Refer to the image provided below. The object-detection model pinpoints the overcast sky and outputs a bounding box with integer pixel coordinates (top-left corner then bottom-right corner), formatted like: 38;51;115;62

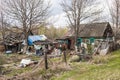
47;0;110;27
49;0;63;15
0;0;111;27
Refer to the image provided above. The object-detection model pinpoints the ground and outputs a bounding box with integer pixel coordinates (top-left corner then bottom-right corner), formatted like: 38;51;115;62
0;50;120;80
0;54;41;79
51;50;120;80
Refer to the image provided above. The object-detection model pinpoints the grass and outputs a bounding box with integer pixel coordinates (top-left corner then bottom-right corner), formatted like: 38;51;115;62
6;67;32;77
1;50;120;80
0;53;41;65
51;50;120;80
0;53;41;78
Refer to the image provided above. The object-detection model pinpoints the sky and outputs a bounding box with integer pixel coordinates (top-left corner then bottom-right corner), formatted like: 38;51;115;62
46;0;111;27
46;0;67;27
49;0;63;15
0;0;111;27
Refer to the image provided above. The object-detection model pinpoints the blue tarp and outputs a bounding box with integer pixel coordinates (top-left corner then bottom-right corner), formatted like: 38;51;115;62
28;35;47;45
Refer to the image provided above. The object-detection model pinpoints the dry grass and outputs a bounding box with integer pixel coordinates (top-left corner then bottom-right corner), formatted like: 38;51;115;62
1;50;120;80
91;55;110;64
51;50;120;80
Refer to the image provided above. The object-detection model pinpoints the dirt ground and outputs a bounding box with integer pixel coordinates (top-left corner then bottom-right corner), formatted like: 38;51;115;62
0;53;72;80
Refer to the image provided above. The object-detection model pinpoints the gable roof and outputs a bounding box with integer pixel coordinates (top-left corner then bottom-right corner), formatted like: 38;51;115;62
65;22;113;38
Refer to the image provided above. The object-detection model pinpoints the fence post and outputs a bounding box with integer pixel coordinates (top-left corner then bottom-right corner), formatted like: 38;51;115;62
44;45;48;70
63;51;67;64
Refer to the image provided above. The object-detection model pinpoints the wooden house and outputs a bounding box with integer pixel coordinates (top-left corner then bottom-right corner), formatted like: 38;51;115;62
57;22;114;50
4;32;24;53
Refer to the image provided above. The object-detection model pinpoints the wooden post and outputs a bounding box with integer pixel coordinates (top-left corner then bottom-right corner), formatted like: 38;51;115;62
44;52;48;69
63;51;67;64
0;66;1;75
44;46;48;70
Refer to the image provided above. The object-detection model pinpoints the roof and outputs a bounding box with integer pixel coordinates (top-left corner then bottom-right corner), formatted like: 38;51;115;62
28;35;47;45
65;22;113;38
4;32;24;45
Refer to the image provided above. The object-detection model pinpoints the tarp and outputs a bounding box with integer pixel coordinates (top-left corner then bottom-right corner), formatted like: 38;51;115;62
28;35;47;45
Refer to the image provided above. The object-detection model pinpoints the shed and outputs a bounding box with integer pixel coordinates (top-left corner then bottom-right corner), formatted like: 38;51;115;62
4;32;24;53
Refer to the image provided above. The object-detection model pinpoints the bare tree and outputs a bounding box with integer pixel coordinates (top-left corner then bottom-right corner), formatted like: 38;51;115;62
0;12;10;51
3;0;50;52
106;0;120;37
0;12;5;42
61;0;102;50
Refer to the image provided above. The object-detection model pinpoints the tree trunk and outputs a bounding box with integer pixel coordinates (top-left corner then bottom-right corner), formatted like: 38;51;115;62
23;28;29;54
74;27;79;53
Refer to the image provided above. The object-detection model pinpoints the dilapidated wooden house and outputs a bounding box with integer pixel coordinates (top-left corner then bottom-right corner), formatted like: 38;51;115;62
4;32;24;53
56;22;114;50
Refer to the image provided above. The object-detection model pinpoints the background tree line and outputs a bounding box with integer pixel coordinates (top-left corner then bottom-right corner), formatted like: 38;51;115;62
38;25;68;40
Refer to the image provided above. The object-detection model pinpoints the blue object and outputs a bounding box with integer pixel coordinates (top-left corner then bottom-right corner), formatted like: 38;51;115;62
28;35;47;46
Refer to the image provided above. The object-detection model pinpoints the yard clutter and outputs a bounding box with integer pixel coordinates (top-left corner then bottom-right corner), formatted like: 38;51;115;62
51;48;61;56
99;46;109;56
34;44;43;56
20;59;38;67
99;42;110;56
27;35;54;55
93;40;110;55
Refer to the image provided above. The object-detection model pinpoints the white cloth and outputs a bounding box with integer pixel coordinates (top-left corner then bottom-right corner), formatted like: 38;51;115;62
20;59;31;67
